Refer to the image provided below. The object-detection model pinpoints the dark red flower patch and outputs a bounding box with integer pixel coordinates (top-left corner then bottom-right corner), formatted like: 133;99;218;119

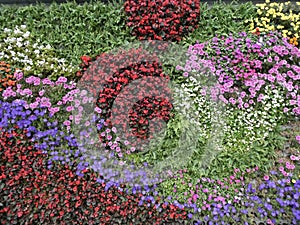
124;0;200;42
77;48;174;152
0;128;188;224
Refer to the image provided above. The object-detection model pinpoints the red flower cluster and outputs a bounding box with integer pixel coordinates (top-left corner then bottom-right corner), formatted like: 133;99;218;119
0;127;188;224
77;48;174;151
124;0;200;41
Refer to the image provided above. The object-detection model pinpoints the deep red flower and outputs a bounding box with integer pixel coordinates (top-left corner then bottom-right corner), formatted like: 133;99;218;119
124;0;200;42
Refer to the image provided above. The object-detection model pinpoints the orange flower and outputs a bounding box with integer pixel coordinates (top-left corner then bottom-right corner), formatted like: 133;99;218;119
0;61;18;93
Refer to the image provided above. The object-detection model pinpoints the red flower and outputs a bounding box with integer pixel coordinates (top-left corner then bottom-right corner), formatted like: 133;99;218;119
124;0;201;42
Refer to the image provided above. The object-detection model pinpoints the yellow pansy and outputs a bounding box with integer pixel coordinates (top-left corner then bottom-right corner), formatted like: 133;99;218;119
292;179;296;184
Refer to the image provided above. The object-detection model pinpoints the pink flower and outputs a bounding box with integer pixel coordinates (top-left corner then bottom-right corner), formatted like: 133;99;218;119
66;106;74;112
29;102;38;109
74;118;81;125
282;171;288;177
42;78;52;85
203;188;209;193
63;120;71;126
95;107;102;113
39;90;45;96
14;72;23;80
57;77;67;83
285;161;290;167
33;78;41;86
50;107;59;115
107;135;112;140
263;175;269;181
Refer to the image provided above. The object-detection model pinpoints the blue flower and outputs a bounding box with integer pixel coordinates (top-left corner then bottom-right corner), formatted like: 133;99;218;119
264;203;272;211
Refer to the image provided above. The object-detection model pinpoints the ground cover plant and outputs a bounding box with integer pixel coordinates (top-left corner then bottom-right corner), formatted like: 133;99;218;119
0;0;299;224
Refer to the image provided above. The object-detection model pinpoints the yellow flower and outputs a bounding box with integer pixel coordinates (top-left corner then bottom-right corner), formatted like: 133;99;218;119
268;8;275;15
259;27;265;32
268;25;275;31
292;179;296;184
258;9;263;15
277;25;284;29
265;0;270;3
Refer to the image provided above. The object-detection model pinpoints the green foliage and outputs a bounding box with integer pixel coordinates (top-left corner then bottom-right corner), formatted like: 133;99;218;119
0;0;136;66
181;1;257;47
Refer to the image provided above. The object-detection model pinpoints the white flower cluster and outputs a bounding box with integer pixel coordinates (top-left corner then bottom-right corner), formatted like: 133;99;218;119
173;70;288;153
0;25;78;79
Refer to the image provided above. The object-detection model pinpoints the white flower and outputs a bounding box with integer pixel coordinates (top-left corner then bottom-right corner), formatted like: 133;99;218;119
23;31;30;38
16;42;22;48
3;28;11;33
13;28;22;35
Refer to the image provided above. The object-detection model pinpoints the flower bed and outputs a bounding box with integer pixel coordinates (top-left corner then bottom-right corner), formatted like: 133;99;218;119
0;0;299;224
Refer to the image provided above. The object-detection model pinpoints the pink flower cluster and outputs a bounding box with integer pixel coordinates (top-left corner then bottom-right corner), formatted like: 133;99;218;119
178;32;300;115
